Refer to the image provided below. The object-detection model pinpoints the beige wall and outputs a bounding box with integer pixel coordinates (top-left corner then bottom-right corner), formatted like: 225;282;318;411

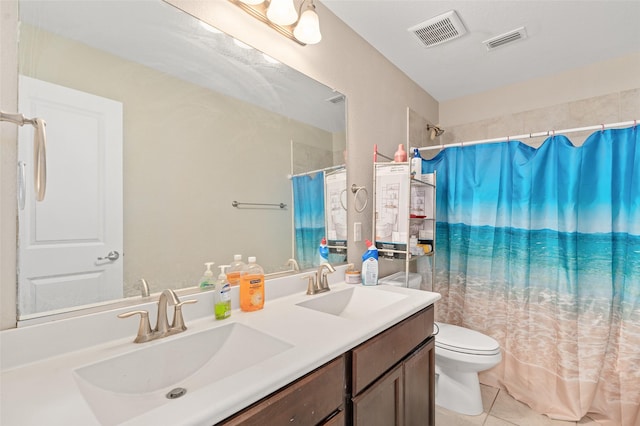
1;0;19;329
439;87;640;151
438;52;639;150
439;52;640;129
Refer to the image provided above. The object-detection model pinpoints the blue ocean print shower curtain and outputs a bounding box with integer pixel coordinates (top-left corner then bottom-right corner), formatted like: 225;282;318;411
292;173;325;269
423;126;639;425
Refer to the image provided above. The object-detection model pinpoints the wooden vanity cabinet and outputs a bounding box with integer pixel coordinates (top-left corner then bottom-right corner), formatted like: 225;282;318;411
219;355;345;426
218;305;434;426
350;306;435;426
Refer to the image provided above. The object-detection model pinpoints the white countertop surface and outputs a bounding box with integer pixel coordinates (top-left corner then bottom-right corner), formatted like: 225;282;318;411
1;274;440;426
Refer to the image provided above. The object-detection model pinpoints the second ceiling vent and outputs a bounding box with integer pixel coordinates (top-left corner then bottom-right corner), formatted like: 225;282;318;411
483;27;528;51
408;10;467;48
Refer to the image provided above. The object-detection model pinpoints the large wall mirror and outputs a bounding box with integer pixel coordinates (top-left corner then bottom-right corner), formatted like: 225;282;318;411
16;0;347;320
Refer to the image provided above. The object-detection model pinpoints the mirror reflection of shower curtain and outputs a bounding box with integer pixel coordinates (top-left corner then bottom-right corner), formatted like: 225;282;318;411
423;126;639;425
292;173;325;270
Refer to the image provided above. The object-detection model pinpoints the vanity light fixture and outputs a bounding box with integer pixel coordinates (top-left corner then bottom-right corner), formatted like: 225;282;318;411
230;0;322;46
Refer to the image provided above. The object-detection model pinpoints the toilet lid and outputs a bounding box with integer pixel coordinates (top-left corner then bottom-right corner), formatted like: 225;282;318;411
435;322;500;355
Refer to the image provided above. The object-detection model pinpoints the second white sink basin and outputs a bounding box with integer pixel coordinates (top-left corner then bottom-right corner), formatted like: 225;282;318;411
296;286;407;319
73;322;292;425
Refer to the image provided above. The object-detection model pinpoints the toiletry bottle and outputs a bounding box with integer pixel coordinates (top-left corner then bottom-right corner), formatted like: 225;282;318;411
394;143;407;162
226;254;245;286
214;265;232;320
240;256;265;312
410;148;422;179
318;237;329;265
361;240;379;286
199;262;215;288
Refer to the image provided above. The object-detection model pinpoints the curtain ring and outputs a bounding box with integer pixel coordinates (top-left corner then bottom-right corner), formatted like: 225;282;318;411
507;136;510;142
601;124;605;133
351;184;368;213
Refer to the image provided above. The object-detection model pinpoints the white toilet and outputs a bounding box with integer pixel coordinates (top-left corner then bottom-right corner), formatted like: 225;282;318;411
434;322;502;416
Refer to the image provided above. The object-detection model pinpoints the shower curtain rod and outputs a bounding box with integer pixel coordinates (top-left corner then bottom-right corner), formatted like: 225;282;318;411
288;164;345;179
413;120;638;152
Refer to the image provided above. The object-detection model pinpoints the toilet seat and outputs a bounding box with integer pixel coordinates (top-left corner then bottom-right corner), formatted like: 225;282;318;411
435;322;500;356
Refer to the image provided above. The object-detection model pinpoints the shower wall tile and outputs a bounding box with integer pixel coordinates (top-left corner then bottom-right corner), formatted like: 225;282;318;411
520;103;570;135
567;93;619;129
620;88;640;120
445;89;638;148
292;143;332;175
485;114;524;140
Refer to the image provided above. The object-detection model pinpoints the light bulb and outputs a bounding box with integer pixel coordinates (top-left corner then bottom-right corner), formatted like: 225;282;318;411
266;0;298;26
293;3;321;44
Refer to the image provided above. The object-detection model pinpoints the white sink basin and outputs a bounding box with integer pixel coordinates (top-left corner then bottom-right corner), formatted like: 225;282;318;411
296;286;407;319
73;323;292;425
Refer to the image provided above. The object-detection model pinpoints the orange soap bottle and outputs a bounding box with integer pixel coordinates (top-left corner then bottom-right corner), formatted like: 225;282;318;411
240;256;265;312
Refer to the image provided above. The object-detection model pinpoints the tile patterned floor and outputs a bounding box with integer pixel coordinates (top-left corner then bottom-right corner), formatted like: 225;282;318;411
435;384;600;426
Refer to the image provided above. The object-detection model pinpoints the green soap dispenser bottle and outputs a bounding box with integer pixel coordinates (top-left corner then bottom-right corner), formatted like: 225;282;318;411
199;262;215;288
214;265;232;320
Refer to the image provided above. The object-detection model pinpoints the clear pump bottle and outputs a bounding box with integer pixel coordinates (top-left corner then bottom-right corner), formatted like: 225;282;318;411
214;265;231;320
199;262;215;288
226;254;245;286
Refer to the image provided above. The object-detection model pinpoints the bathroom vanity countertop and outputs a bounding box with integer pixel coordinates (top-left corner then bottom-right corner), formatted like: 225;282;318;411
0;280;440;426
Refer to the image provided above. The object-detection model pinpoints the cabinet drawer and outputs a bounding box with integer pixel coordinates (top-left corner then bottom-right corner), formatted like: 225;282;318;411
220;355;345;426
351;306;433;395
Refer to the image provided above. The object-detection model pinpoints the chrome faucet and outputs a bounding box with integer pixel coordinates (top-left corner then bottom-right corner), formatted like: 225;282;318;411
118;289;197;343
156;289;180;335
139;278;151;297
286;258;300;271
316;262;336;292
304;262;336;295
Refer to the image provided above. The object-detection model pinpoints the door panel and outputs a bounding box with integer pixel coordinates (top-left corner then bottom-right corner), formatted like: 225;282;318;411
18;76;123;317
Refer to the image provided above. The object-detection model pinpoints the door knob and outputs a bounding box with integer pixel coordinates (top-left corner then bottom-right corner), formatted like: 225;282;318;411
97;250;120;261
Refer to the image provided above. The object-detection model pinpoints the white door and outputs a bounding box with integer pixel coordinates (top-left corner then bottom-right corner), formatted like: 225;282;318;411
18;76;123;317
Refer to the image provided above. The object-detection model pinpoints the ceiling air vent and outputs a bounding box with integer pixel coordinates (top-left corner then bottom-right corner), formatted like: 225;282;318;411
408;10;467;48
326;94;345;104
483;26;528;51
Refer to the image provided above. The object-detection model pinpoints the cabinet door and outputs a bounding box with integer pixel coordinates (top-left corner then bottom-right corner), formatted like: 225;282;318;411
404;338;435;426
352;364;403;426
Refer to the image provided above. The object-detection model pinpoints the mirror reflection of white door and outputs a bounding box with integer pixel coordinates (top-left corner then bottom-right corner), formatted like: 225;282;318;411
18;76;123;317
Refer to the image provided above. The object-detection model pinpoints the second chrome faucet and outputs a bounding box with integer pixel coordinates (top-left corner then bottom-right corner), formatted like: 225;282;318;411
304;262;336;295
118;289;197;343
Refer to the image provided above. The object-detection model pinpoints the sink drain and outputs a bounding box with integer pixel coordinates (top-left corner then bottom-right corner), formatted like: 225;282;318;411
166;387;187;399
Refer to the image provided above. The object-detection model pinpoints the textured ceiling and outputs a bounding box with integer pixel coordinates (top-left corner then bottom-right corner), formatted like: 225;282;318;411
321;0;640;101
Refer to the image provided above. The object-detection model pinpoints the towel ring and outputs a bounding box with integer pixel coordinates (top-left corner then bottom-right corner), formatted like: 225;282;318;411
339;189;348;211
351;184;368;213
